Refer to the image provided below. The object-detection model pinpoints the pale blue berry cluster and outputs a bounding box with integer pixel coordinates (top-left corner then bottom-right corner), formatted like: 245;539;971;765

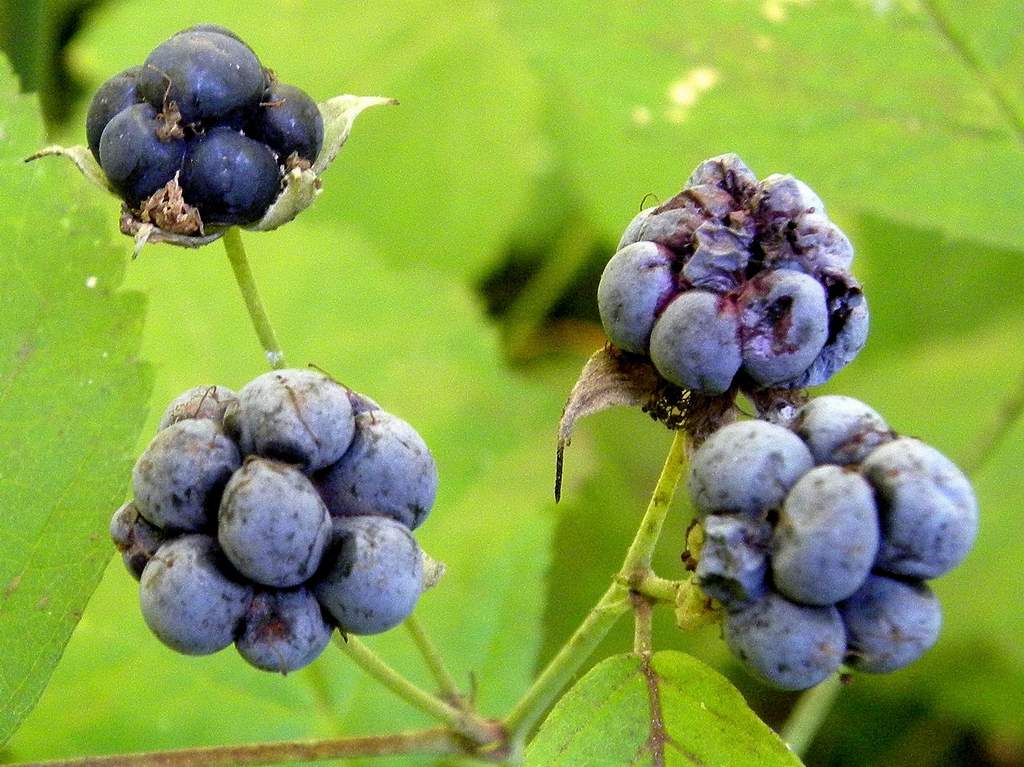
110;370;438;673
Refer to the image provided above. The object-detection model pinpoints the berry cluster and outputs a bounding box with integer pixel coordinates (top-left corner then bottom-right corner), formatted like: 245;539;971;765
688;396;977;690
110;370;438;673
86;25;323;229
597;154;867;395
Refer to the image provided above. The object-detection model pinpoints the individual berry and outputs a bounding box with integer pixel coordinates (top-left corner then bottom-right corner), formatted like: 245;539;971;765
158;384;238;431
226;369;355;472
791;395;892;465
649;291;741;394
839;575;942;674
617;206;707;253
179;127;281;225
313;516;423;635
775;214;855;273
597;241;676;354
174;24;248;46
738;269;828;387
315;410;438;530
689;420;814;517
132;419;240;532
724;592;846;690
139;535;252;655
616;206;655;251
771;466;879;605
218;458;332;587
248;82;324;163
861;438;978;579
791;278;868;389
680;219;753;293
755;174;826;220
109;501;165;580
236;588;333;673
98;103;186;205
694;515;770;610
85;66;143;160
686;153;759;202
138;29;264;125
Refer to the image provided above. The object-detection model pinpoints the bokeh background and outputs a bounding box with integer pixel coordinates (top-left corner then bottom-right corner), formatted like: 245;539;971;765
2;1;1023;765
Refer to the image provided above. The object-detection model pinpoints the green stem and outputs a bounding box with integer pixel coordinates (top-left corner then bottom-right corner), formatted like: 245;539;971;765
779;673;842;758
4;728;471;767
222;227;287;369
334;635;500;745
503;429;691;747
629;572;684;604
632;594;654;656
405;614;465;706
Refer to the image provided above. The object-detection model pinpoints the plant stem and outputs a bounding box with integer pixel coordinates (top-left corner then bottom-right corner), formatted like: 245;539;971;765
7;728;472;767
222;227;287;369
779;673;842;758
632;594;654;656
503;429;690;747
334;635;499;745
631;573;684;605
405;614;465;706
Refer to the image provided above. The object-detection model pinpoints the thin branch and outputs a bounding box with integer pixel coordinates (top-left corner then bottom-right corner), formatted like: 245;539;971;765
629;573;684;605
405;614;465;707
779;673;842;758
334;635;500;745
222;227;287;369
6;728;470;767
960;365;1024;476
632;593;654;656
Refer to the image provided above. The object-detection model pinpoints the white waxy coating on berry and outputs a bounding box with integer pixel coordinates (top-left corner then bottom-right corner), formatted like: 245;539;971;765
792;395;892;466
158;384;238;431
315;410;438;530
724;592;846;691
689;420;814;517
313;516;423;635
772;466;879;606
756;174;826;219
649;290;742;394
739;269;829;386
861;438;978;579
139;535;252;655
695;515;770;610
229;369;355;472
840;574;941;674
235;588;333;673
597;241;676;354
132;419;240;531
218;458;332;587
616;206;655;251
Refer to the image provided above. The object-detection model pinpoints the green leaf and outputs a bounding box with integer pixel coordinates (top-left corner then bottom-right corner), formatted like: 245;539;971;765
0;57;151;744
525;651;802;767
501;1;1024;254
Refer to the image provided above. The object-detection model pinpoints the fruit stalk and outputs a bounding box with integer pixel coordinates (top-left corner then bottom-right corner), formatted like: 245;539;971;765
405;614;465;706
222;227;287;369
779;673;842;757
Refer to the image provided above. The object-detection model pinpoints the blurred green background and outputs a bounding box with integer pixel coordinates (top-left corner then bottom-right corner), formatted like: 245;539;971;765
2;1;1024;765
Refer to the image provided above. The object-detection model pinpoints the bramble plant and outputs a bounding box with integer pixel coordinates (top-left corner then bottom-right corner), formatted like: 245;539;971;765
3;7;1023;767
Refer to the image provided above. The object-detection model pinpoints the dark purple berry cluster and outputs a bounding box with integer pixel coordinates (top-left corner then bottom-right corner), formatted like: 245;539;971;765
688;396;977;690
598;154;867;394
86;25;323;229
110;370;439;673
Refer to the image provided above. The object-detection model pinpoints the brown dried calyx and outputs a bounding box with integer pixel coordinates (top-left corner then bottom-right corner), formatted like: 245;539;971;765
137;173;204;235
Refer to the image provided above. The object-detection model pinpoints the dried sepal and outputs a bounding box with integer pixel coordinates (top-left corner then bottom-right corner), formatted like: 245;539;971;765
24;144;114;194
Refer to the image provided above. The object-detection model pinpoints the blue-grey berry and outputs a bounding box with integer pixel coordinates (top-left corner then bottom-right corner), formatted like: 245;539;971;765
791;277;868;388
158;385;238;431
756;174;826;220
98;103;186;205
861;438;978;579
247;82;324;163
315;410;438;530
313;517;423;635
724;592;846;690
228;369;355;472
695;515;770;610
840;574;941;673
236;588;333;673
649;291;741;394
86;66;143;160
790;214;854;272
139;535;252;655
772;466;879;605
110;501;166;580
218;458;332;587
616;206;655;251
597;241;676;354
791;395;892;466
132;419;240;532
738;269;828;387
682;220;753;293
689;420;814;517
686;153;759;202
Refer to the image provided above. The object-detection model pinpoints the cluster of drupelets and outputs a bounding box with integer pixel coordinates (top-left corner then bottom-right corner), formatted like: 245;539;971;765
110;370;438;673
87;24;323;229
599;154;978;690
